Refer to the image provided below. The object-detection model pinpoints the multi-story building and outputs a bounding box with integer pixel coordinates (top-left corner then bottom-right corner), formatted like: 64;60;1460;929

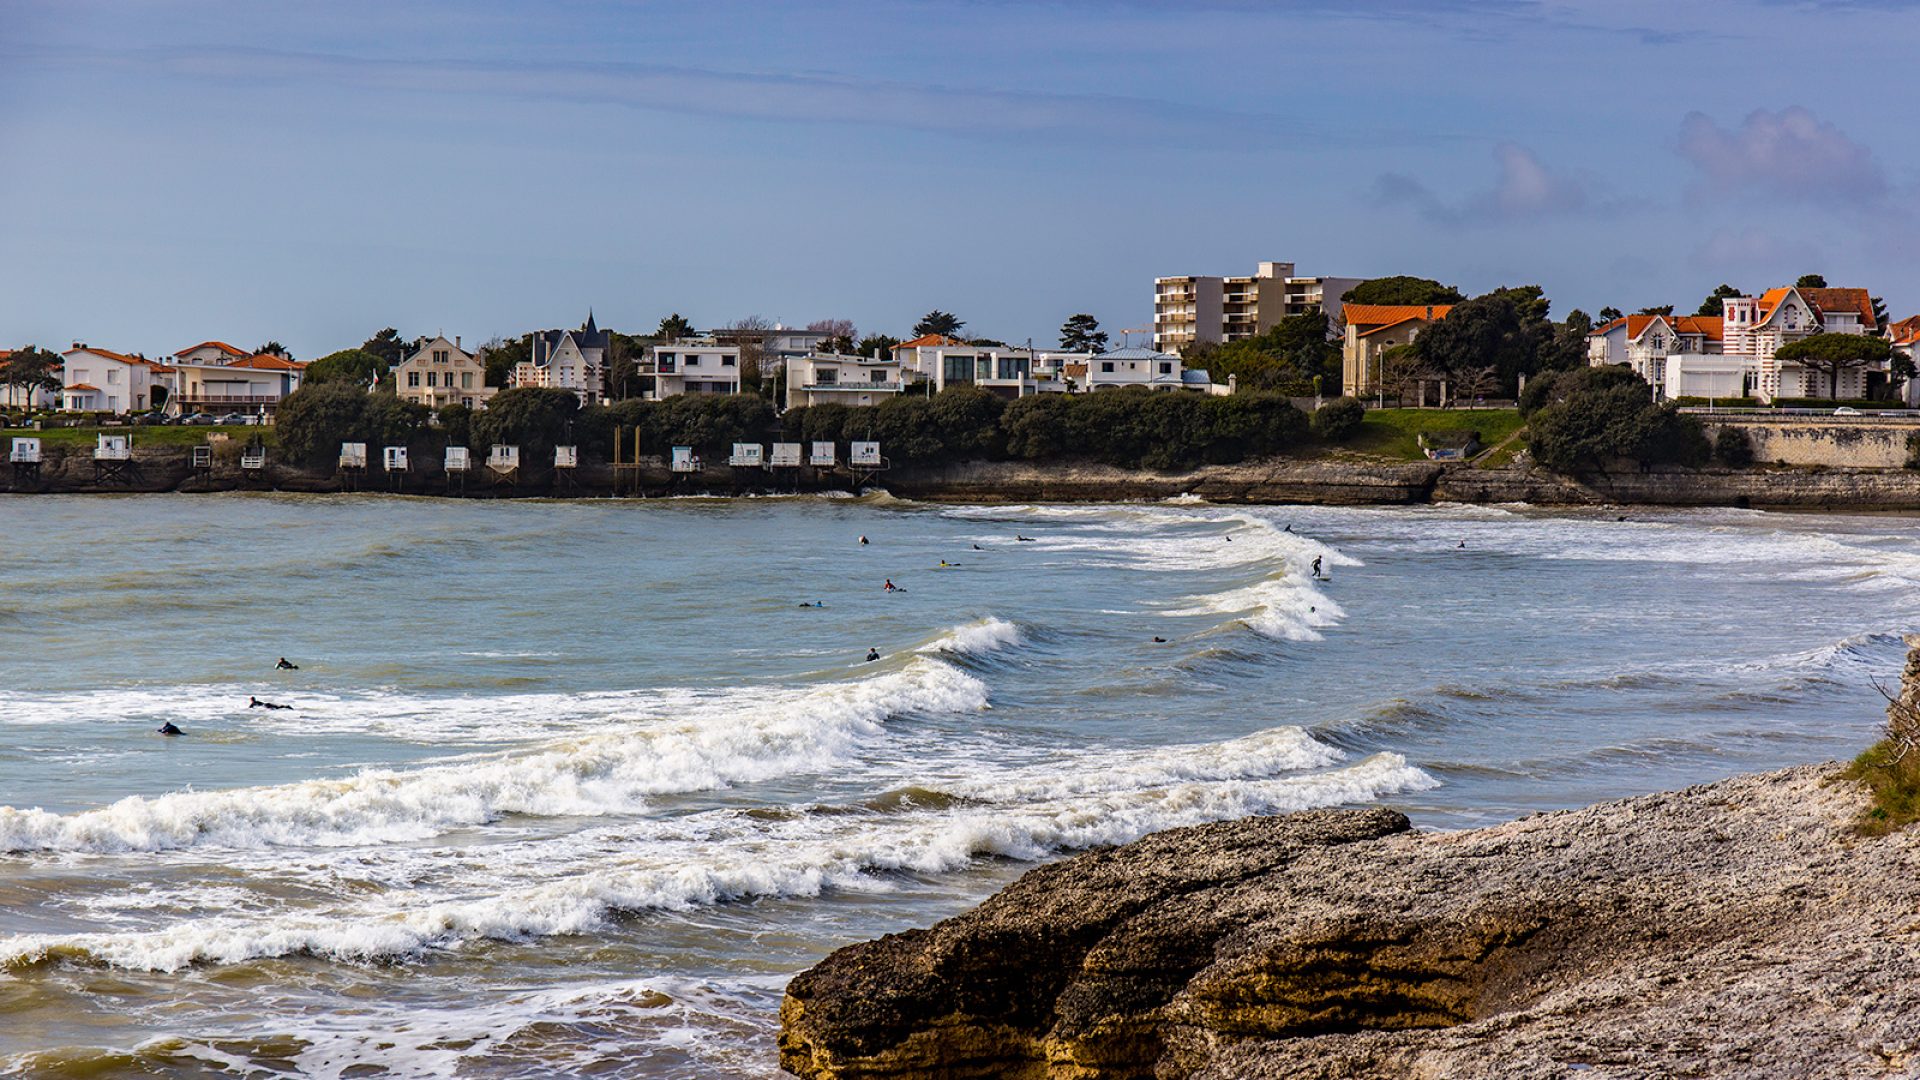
1340;304;1454;397
786;353;908;408
643;340;743;397
1153;261;1362;355
1084;347;1212;392
396;335;495;411
1585;315;1725;399
707;325;831;369
60;345;174;413
513;313;608;405
166;341;306;416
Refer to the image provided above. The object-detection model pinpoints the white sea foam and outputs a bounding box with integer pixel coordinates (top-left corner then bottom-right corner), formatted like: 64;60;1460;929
0;658;992;856
0;727;1433;972
921;616;1024;659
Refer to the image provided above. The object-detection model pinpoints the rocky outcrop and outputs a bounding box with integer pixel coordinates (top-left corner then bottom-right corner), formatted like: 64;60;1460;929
781;765;1920;1078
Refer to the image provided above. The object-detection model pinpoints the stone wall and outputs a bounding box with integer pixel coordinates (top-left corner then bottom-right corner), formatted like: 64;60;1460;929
1701;417;1920;468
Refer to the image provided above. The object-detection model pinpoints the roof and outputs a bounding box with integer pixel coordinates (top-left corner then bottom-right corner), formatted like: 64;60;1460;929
1356;315;1432;339
229;354;305;371
1589;313;1724;341
1888;315;1920;345
1801;287;1877;329
66;346;170;370
893;334;968;350
66;382;100;391
1095;346;1179;361
176;340;247;358
1343;303;1454;327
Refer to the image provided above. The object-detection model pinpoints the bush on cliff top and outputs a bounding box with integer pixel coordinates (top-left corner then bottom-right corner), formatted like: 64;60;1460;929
1844;741;1920;836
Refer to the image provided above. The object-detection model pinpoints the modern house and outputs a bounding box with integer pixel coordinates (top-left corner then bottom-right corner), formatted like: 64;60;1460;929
1153;261;1362;356
1340;304;1453;397
1591;286;1885;402
890;334;971;381
168;344;305;416
59;345;174;413
913;344;1071;397
514;314;608;405
643;340;743;397
396;335;495;411
707;325;832;369
786;353;907;408
1084;347;1213;392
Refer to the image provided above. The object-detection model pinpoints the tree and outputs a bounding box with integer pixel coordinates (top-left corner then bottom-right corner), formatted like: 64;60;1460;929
1874;296;1891;329
1598;306;1624;323
275;383;379;466
1563;309;1594;336
1636;304;1675;316
1894;353;1918;397
1378;344;1434;407
1341;276;1464;306
603;332;645;401
657;313;695;342
1796;273;1828;289
303;348;388;387
808;318;857;355
855;334;899;360
471;387;580;458
1454;365;1499;405
1311;397;1365;441
912;311;965;338
478;335;530;389
254;341;292;359
1774;334;1893;399
0;346;62;408
1191;309;1336;394
1526;368;1708;472
359;328;412;367
1698;284;1743;317
1058;314;1109;353
1714;426;1753;467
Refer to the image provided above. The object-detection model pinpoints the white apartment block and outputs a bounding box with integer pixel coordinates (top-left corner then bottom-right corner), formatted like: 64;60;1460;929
644;340;743;397
1154;260;1362;356
786;353;907;408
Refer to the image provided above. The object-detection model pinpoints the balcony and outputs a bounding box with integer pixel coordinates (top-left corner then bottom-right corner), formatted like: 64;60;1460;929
175;393;283;406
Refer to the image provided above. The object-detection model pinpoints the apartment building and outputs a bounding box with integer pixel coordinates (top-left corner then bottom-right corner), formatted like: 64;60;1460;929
644;340;743;397
786;353;907;408
1153;261;1362;355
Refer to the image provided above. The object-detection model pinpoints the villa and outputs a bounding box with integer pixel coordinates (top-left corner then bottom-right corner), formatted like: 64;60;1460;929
168;343;306;417
59;345;174;414
395;335;494;411
514;314;607;405
1341;304;1454;397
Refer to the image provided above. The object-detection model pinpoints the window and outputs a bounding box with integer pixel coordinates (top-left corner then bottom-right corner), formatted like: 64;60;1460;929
722;356;736;367
944;356;975;383
434;349;449;364
462;396;473;408
816;368;838;386
871;369;887;383
407;371;421;388
1101;362;1115;373
1158;362;1172;375
427;371;439;387
461;372;473;389
997;357;1026;380
107;369;121;384
687;356;701;367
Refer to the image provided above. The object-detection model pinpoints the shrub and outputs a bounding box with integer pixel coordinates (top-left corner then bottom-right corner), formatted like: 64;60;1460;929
1528;370;1708;472
1713;426;1754;467
1311;397;1365;441
471;387;580;460
274;383;381;467
437;403;473;449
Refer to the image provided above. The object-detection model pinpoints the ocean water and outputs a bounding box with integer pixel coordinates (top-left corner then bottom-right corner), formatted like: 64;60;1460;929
0;493;1913;1077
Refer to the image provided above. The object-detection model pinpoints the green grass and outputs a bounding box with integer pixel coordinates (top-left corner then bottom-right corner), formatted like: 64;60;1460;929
0;425;276;449
1842;739;1920;836
1343;408;1526;462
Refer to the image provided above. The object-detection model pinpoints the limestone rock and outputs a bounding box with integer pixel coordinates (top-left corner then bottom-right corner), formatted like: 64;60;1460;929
780;765;1920;1079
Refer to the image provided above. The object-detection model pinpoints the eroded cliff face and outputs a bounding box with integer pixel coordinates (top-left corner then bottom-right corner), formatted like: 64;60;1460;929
780;765;1920;1079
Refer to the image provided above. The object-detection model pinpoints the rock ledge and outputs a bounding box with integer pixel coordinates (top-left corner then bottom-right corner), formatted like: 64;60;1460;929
780;766;1920;1078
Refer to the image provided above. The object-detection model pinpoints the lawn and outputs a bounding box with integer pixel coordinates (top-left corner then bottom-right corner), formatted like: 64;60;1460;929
0;425;277;449
1343;408;1526;462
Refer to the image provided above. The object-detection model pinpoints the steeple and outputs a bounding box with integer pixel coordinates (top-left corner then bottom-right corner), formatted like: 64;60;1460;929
583;309;597;336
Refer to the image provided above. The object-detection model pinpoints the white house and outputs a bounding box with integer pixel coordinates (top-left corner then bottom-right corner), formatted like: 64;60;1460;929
644;340;742;397
1595;287;1885;402
916;344;1071;397
396;335;495;411
168;342;305;416
786;353;907;408
60;345;174;414
514;313;607;405
709;325;832;368
1085;346;1205;392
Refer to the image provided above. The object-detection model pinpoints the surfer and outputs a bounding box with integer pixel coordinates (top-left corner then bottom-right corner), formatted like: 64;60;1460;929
1458;539;1466;549
883;578;898;592
157;722;183;736
275;657;298;670
972;544;983;551
1311;556;1323;579
1284;524;1293;533
248;696;292;710
859;535;869;546
1016;535;1036;542
865;648;881;662
799;601;825;608
1152;636;1167;643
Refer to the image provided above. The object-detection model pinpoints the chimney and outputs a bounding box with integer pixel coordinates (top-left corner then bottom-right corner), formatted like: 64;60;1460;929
455;335;462;350
1426;305;1434;320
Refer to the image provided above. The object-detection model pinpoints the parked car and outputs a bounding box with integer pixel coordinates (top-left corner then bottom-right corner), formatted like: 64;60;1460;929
1834;406;1862;416
214;413;248;426
180;412;214;425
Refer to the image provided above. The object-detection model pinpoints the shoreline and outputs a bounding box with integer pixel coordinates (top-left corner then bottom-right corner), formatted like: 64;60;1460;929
10;445;1920;510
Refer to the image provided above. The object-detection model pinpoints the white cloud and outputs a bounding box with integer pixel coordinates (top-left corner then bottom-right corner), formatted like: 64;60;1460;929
1372;142;1597;225
1676;106;1887;203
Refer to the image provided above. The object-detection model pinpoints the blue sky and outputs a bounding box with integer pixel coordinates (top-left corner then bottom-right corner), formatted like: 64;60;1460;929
3;0;1917;358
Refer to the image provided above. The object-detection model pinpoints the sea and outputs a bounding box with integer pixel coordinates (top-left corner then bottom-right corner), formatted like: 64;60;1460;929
0;493;1914;1077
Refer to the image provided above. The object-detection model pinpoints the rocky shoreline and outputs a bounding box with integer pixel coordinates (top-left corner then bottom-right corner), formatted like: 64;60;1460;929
11;445;1920;510
778;762;1920;1079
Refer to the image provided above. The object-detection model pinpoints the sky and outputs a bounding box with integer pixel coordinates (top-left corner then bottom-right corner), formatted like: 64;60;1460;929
3;0;1919;359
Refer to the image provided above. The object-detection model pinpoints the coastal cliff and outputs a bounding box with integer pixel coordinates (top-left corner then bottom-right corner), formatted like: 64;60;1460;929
779;763;1920;1078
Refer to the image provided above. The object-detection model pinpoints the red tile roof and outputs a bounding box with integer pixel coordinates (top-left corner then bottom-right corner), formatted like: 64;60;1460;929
67;346;169;370
176;340;247;358
229;354;305;370
1343;304;1454;328
1887;315;1920;345
893;334;968;350
66;383;100;392
1801;287;1877;329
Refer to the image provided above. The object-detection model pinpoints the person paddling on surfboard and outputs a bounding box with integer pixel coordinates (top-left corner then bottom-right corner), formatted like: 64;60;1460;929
157;722;183;736
275;657;298;670
865;648;880;662
883;578;898;592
